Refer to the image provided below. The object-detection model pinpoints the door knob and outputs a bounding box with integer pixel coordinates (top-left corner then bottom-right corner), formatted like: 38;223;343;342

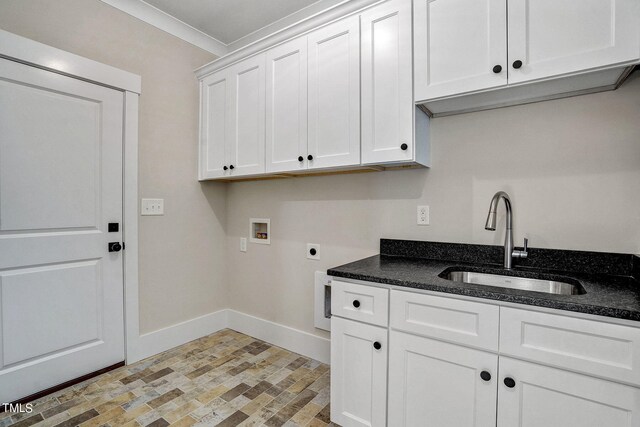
512;60;523;69
373;341;382;350
298;156;304;162
400;143;408;150
504;377;516;388
492;65;502;73
480;371;491;381
108;242;122;252
307;155;313;161
352;300;361;308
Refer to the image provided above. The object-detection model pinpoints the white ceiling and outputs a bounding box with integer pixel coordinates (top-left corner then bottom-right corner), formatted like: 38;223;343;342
143;0;330;45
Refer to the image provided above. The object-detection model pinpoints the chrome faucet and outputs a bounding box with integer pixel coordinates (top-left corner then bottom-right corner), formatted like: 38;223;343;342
484;191;528;269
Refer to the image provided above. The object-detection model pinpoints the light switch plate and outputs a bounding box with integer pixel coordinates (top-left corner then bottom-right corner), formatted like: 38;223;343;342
141;199;164;216
240;237;247;252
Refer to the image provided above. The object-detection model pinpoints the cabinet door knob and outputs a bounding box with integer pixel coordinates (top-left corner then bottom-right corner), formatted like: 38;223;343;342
307;155;313;161
492;65;502;73
400;143;408;151
512;60;523;69
223;166;228;171
480;371;491;381
352;300;360;308
504;377;516;388
229;165;235;170
298;156;304;162
373;341;382;350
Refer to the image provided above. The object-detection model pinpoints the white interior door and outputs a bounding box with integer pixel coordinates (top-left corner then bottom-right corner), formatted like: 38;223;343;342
266;37;308;173
413;0;508;101
0;58;125;402
361;0;414;165
388;331;498;427
507;0;640;84
497;357;640;427
307;16;361;169
227;54;266;177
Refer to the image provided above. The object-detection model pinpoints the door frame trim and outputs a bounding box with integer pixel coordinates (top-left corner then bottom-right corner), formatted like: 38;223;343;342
0;30;142;365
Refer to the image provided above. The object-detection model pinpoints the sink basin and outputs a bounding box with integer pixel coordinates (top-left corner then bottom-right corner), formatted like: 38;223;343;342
442;270;585;295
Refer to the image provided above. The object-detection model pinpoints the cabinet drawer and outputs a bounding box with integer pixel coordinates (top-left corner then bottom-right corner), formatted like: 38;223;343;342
390;290;499;352
500;307;640;386
331;280;389;327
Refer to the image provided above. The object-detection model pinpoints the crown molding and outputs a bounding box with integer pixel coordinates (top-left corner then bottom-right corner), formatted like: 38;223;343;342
195;0;384;78
99;0;228;57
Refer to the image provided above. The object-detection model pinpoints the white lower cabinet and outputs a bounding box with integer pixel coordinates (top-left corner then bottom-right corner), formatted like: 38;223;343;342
330;281;640;426
498;357;640;427
388;331;498;427
331;316;387;427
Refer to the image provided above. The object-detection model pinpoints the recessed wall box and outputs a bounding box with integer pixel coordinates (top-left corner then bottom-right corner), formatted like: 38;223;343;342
250;218;270;244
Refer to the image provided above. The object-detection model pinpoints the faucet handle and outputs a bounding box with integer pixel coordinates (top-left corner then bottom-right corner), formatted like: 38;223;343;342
513;238;529;259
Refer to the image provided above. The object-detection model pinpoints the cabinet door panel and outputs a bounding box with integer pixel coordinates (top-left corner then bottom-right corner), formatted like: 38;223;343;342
498;357;640;427
227;54;265;176
388;331;498;427
331;317;387;427
199;71;229;179
266;37;308;173
508;0;640;84
308;16;360;169
361;0;414;165
414;0;507;101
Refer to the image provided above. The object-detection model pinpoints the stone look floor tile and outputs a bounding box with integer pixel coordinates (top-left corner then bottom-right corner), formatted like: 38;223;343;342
1;330;332;427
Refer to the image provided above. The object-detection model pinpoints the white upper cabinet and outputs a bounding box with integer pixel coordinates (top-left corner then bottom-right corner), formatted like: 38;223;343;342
199;70;229;180
200;54;266;179
507;0;640;84
226;54;266;176
307;16;361;169
415;0;640;114
361;0;415;165
266;37;308;173
414;0;507;100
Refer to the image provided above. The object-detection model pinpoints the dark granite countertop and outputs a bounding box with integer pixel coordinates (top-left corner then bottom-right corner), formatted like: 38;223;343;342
327;239;640;321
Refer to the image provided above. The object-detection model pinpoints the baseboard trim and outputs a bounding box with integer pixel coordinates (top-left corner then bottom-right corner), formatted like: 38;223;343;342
130;309;330;365
133;310;228;362
227;310;330;364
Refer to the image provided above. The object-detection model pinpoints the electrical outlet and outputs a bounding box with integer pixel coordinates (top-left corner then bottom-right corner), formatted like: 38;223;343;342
240;237;247;252
417;205;429;225
307;243;320;260
141;199;164;216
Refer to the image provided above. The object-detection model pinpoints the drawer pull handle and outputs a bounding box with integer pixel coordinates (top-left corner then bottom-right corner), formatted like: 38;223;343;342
352;300;361;308
373;341;382;350
504;377;516;388
480;371;491;381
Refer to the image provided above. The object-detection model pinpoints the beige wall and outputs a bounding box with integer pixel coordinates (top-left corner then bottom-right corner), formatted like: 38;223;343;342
226;74;640;338
2;1;639;344
0;0;227;334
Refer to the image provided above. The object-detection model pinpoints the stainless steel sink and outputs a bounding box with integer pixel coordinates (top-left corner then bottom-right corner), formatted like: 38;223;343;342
443;271;584;295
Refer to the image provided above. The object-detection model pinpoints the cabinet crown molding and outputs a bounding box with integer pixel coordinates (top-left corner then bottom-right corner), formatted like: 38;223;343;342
194;0;384;79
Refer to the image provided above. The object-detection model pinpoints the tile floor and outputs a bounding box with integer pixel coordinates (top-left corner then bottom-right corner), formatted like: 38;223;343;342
0;329;335;427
